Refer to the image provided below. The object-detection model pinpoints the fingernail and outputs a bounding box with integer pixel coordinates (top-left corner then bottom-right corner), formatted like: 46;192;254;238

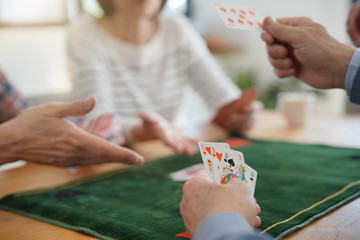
83;97;94;110
267;17;274;26
261;32;266;41
137;156;145;165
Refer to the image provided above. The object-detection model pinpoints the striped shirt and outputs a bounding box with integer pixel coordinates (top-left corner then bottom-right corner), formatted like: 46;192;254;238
67;14;241;130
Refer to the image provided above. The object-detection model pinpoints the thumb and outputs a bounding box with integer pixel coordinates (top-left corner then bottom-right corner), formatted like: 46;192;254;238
51;97;96;118
263;17;298;44
139;111;162;126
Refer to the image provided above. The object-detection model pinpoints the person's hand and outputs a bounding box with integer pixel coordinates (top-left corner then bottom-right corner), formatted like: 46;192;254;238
0;97;144;167
224;101;262;134
261;17;355;89
131;111;198;156
347;3;360;47
180;171;261;238
214;99;263;135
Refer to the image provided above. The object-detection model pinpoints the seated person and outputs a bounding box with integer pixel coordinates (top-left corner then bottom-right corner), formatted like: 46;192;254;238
67;0;262;156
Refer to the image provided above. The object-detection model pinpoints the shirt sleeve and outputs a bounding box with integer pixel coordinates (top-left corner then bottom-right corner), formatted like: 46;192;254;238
176;16;241;113
195;213;272;240
0;72;29;123
344;48;360;104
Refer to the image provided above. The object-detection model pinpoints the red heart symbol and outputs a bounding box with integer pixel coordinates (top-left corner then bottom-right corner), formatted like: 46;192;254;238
216;152;223;162
205;147;211;155
203;151;206;155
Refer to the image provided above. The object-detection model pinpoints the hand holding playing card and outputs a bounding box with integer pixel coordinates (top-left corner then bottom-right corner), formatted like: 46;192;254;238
180;170;261;238
262;17;354;88
132;111;198;156
198;142;258;195
213;89;263;134
224;100;263;134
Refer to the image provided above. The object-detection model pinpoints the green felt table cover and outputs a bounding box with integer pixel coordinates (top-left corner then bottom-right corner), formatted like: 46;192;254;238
1;139;360;240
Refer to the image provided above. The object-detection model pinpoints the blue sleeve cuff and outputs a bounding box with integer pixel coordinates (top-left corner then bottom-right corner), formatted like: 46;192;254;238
345;48;360;104
345;49;360;96
194;213;269;240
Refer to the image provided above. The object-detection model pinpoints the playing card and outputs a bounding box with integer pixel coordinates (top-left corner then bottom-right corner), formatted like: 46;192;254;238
208;142;231;182
169;163;204;182
198;142;229;182
244;163;257;195
218;150;246;184
83;114;113;134
198;142;257;195
212;3;263;31
198;142;217;181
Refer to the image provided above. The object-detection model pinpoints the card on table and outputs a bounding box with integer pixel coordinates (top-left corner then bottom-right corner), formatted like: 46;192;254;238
169;163;204;182
212;2;263;31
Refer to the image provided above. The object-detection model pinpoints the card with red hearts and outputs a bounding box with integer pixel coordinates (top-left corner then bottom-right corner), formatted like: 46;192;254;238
212;2;263;31
198;142;230;182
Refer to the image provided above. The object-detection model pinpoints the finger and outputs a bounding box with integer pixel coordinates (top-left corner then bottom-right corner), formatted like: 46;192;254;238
263;17;299;44
227;178;249;190
243;101;264;115
261;31;275;45
166;136;185;155
276;17;314;27
270;58;294;69
77;130;145;165
274;68;296;78
267;45;289;59
255;216;262;228
183;138;198;156
139;111;165;125
190;170;212;181
50;97;96;118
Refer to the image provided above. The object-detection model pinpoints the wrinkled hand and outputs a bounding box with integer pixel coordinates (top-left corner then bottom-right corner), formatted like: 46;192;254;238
0;97;144;167
180;171;261;238
132;111;197;156
261;17;354;89
347;3;360;47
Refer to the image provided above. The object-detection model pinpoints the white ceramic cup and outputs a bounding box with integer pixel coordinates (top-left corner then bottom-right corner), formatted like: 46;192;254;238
277;92;316;127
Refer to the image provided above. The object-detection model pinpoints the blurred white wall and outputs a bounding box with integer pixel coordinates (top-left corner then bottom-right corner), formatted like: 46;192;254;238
0;26;70;98
0;0;67;24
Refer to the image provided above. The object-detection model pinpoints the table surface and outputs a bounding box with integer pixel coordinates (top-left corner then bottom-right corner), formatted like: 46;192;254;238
1;110;360;240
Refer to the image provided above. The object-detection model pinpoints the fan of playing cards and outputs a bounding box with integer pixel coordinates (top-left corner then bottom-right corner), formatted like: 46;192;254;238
198;142;257;195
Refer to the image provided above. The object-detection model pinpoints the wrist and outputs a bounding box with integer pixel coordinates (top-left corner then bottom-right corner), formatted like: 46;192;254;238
0;120;18;164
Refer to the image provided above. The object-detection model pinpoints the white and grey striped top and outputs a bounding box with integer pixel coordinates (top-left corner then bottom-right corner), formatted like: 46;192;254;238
67;14;241;130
